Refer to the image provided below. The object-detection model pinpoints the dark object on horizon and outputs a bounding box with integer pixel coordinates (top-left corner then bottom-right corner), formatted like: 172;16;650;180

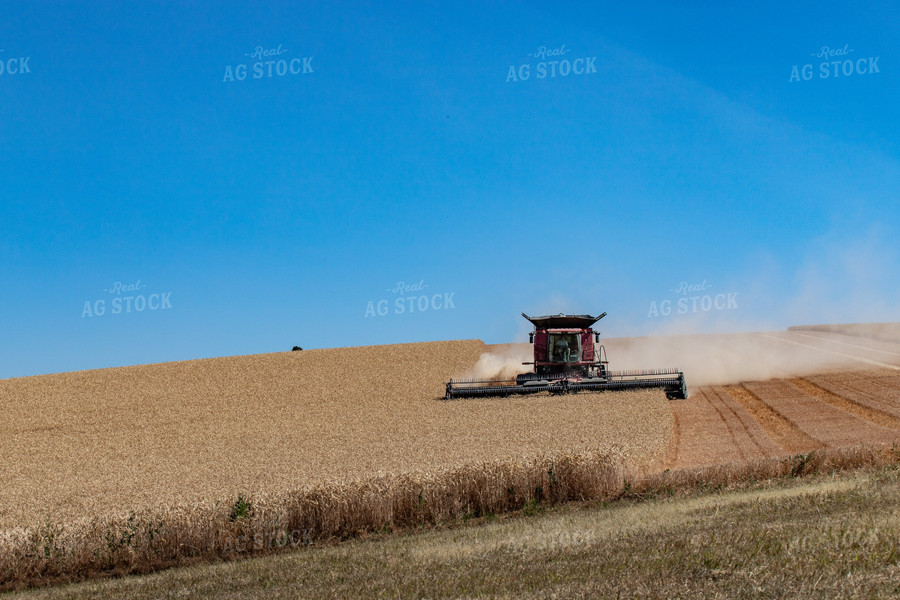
292;346;303;351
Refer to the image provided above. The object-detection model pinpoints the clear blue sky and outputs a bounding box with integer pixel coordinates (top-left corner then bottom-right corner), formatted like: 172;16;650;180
2;1;899;377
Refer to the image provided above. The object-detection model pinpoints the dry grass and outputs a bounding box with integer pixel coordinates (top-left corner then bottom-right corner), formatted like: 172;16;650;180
635;441;900;496
0;448;632;590
7;444;900;600
0;340;673;589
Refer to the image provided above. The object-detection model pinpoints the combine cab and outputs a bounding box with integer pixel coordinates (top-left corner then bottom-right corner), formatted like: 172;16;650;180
445;312;688;400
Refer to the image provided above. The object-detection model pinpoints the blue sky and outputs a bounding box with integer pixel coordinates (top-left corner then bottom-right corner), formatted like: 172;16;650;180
1;1;898;377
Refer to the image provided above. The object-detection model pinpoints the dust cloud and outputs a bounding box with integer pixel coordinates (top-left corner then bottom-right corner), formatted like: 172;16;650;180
465;330;895;388
460;344;532;381
788;323;900;344
600;332;855;387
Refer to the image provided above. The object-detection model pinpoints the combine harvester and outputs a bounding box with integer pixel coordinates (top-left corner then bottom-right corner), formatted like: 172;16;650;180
446;312;688;400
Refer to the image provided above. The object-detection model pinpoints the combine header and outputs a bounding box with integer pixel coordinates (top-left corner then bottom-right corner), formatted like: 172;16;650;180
445;312;688;400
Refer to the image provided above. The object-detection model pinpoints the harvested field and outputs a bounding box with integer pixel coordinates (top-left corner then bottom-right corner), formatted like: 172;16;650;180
803;371;900;421
667;389;738;468
792;375;900;428
706;386;782;461
669;387;781;469
663;331;900;470
876;374;900;394
0;340;672;530
722;384;820;453
740;380;898;448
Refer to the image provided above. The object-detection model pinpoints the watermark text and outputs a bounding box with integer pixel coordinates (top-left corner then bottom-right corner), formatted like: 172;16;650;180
0;50;31;76
223;44;313;82
789;44;880;82
82;279;174;318
647;280;738;318
506;43;597;82
365;279;456;318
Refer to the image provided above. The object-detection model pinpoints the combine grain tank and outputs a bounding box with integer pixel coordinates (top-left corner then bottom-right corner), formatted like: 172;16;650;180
445;312;688;400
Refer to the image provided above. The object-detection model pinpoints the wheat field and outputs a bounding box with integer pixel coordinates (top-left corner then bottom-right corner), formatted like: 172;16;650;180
0;340;672;530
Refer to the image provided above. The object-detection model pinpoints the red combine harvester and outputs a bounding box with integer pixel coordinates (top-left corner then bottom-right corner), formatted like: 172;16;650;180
445;312;688;400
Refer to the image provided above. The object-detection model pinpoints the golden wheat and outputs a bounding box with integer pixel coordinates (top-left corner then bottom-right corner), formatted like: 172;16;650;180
0;341;671;529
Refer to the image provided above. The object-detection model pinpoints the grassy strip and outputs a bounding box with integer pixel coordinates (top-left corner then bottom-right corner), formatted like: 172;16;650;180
0;449;626;591
3;442;900;594
7;459;900;599
630;441;900;499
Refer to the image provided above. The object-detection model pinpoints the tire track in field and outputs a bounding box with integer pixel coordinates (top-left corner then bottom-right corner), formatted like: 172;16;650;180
848;371;900;410
664;405;682;470
743;380;898;448
670;389;745;468
871;373;900;395
811;371;900;415
790;377;900;430
723;384;821;453
710;386;782;459
703;387;748;462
